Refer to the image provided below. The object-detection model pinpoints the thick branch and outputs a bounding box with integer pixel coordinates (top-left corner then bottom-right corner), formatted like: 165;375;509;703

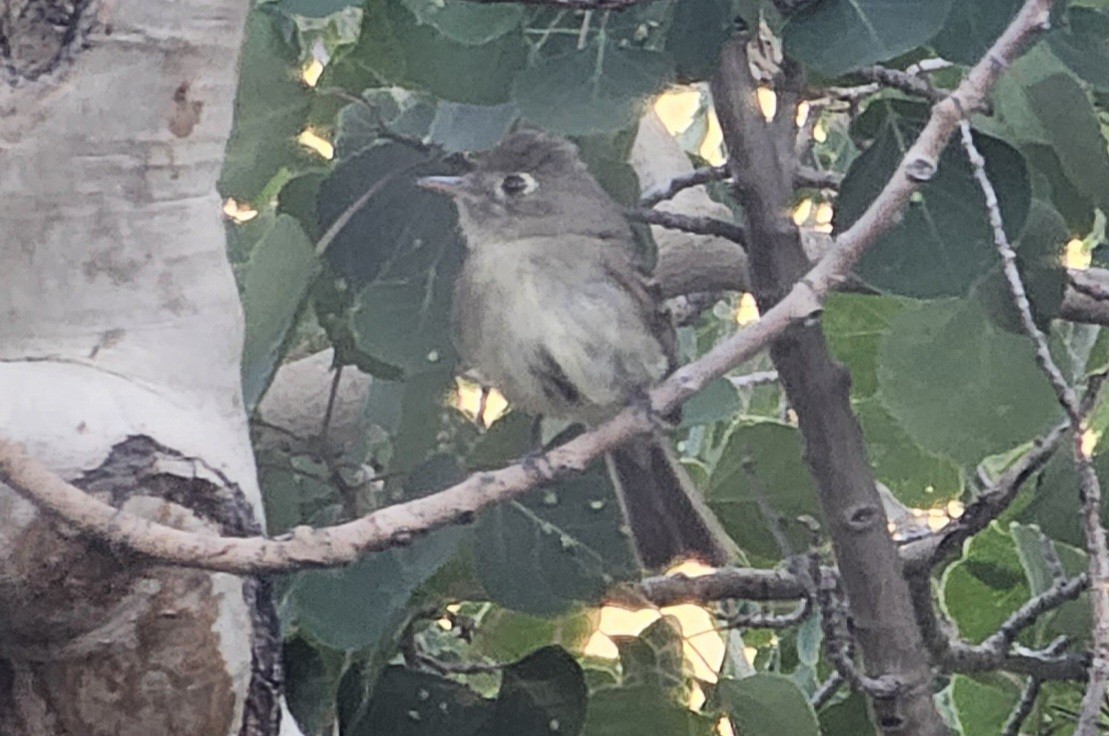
710;2;1052;733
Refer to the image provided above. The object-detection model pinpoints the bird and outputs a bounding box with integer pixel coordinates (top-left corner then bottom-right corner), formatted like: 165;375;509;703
417;130;736;569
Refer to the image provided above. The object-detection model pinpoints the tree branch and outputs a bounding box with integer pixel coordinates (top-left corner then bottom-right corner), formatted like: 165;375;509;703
633;567;810;607
946;641;1089;682
960;119;1109;735
629;207;748;246
638;163;842;209
1002;637;1070;736
900;421;1069;575
639;164;730;208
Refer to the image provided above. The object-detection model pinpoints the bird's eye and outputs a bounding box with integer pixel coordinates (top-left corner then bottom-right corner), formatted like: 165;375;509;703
500;172;537;196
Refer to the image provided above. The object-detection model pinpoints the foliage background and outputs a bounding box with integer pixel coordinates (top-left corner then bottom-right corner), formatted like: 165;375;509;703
220;0;1109;733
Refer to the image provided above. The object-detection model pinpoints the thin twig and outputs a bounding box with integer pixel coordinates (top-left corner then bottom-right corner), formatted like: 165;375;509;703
639;164;842;209
960;119;1109;735
857;65;946;102
818;60;952;104
817;569;898;698
1002;637;1070;736
811;671;844;709
978;575;1089;655
639;165;729;208
319;365;343;444
901;421;1069;574
629;207;748;246
794;165;844;190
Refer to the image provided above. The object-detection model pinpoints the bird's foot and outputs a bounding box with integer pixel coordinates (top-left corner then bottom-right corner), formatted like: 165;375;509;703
520;448;557;483
629;387;678;430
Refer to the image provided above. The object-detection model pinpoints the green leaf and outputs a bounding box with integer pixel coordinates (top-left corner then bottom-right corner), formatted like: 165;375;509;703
333;88;438;161
582;686;716;736
1023;144;1096;234
1048;6;1109;91
284;637;346;735
613;618;687;690
950;674;1021;736
931;0;1022;64
840;101;1031;298
317;0;408;96
572;129;644;208
1014;450;1109;551
855;397;962;508
258;448;344;535
489;646;588;736
384;371;468;474
1020;73;1109;213
277;170;328;241
393;2;528;104
401;0;525;45
348;666;493;736
782;0;954;77
512;44;673;135
823;293;911;399
877;298;1061;465
714;675;820;736
1010;524;1089;645
664;0;734;82
323;0;527;105
429;101;519;153
240;214;318;412
290;455;466;651
471;607;594;663
941;524;1030;643
707;422;821;562
219;6;314;202
681;378;741;427
466;411;538;471
474;459;640;615
819;692;876;735
316;142;464;376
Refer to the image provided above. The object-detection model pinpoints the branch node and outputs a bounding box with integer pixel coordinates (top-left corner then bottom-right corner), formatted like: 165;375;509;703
904;157;938;182
987;51;1011;70
864;675;904;699
845;503;882;531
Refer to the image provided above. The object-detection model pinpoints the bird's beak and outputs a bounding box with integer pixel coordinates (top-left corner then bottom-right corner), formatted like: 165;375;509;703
416;175;467;197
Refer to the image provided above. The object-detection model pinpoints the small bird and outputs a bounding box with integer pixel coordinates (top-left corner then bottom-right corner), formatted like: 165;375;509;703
418;130;736;569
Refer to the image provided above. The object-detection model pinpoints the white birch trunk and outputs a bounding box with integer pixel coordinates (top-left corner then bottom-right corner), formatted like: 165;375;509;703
0;2;291;733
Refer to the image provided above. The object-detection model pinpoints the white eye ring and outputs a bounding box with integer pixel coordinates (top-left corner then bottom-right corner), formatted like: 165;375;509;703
498;172;538;198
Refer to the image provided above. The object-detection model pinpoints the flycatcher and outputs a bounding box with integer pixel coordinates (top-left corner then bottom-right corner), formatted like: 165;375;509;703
418;131;736;569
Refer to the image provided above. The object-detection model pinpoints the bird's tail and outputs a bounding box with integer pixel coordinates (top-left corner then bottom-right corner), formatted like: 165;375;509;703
607;434;738;569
